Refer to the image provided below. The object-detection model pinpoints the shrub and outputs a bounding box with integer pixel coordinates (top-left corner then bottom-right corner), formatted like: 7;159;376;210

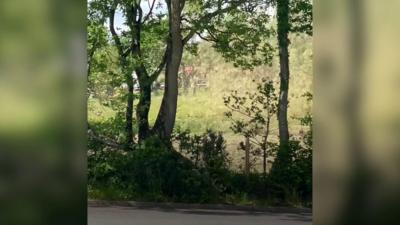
88;128;311;205
174;129;229;170
88;135;223;203
224;78;278;175
268;139;312;205
174;129;231;196
120;137;210;202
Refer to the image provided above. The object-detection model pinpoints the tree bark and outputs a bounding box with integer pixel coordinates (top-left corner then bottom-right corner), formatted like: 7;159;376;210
153;0;184;140
130;4;152;143
276;0;290;149
245;137;250;175
87;45;96;78
269;0;292;194
262;117;271;176
136;75;152;142
125;70;135;147
110;4;134;148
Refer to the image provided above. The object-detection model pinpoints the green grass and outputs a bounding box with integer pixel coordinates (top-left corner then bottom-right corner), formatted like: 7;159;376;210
88;98;116;123
88;87;310;172
149;90;231;134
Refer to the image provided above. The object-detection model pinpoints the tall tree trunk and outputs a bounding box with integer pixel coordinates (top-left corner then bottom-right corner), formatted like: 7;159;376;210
153;0;184;140
269;0;291;194
125;71;134;148
245;137;250;175
136;76;152;142
109;4;134;148
87;45;96;78
262;117;271;176
277;0;290;149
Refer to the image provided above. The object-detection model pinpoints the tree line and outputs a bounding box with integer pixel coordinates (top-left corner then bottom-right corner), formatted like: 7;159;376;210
88;0;311;143
88;0;312;202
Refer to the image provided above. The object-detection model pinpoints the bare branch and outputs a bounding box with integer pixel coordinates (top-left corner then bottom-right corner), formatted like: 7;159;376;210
196;31;215;42
137;2;143;23
143;0;157;23
204;27;219;41
225;105;258;120
109;2;125;57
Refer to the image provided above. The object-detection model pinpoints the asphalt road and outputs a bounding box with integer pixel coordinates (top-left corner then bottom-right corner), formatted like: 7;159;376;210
88;206;312;225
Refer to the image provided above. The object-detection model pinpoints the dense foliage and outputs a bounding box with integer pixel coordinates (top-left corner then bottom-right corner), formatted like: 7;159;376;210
87;0;313;207
89;131;229;202
88;87;312;206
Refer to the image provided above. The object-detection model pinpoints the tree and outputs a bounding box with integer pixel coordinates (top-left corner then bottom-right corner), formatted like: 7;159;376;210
195;0;311;151
89;0;257;143
87;8;108;79
153;0;270;140
152;0;184;140
276;0;312;149
224;79;278;175
89;0;169;144
271;0;312;194
189;0;276;174
89;0;311;145
275;0;291;162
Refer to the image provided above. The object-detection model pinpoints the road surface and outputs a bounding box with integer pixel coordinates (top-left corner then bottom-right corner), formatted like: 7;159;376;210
88;206;312;225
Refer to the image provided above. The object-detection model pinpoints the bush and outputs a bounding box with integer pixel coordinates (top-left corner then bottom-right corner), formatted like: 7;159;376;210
120;137;210;202
268;139;312;205
228;173;267;197
174;129;231;195
88;134;227;203
88;129;311;206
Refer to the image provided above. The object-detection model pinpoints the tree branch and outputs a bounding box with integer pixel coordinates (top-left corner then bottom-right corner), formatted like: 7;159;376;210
205;27;219;40
182;0;243;44
137;1;143;24
225;105;258;120
150;42;170;81
249;137;263;148
109;2;124;57
196;31;215;42
142;0;157;23
122;46;132;58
